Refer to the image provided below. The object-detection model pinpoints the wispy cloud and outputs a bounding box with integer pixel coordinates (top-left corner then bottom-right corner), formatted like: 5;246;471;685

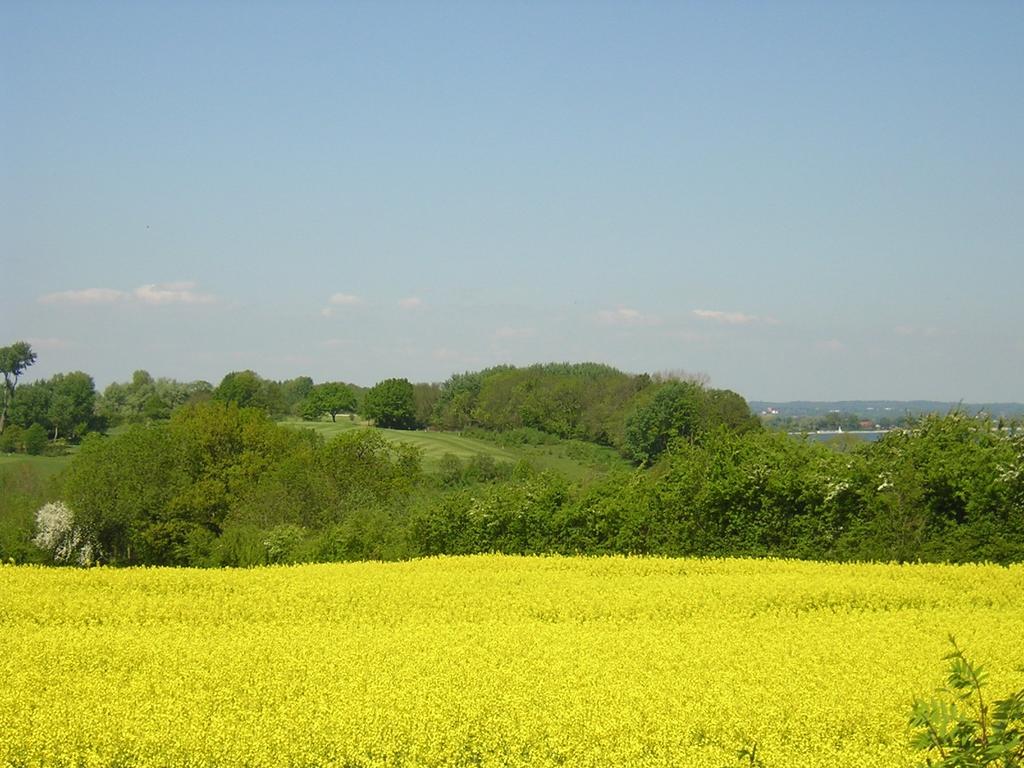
328;293;364;306
817;338;845;352
26;337;71;350
398;297;424;310
494;326;536;340
692;308;758;325
39;287;126;305
432;347;462;361
40;283;216;306
596;306;655;326
321;338;354;348
321;293;366;317
895;324;942;338
134;281;216;305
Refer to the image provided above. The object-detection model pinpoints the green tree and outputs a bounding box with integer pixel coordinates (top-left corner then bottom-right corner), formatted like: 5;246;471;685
214;370;263;409
22;423;48;455
412;382;441;428
280;376;315;415
9;381;51;431
46;371;97;440
362;378;417;429
0;341;37;434
623;381;708;464
301;382;357;422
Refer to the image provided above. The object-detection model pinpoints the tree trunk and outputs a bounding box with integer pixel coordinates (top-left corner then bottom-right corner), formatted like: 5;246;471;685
0;385;10;434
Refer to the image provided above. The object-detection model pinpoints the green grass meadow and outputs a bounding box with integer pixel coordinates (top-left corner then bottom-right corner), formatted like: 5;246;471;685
0;453;73;478
282;418;628;480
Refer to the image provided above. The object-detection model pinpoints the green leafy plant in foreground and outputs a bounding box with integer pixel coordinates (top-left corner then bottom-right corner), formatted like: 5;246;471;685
910;636;1024;767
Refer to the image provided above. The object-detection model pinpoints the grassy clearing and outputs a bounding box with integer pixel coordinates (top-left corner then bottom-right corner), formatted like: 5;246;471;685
0;453;72;478
283;419;628;480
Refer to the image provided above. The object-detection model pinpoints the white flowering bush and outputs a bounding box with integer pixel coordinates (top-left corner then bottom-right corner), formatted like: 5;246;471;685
32;501;96;565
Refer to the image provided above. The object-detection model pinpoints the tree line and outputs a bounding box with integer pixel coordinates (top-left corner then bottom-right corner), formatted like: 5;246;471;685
6;403;1021;567
2;341;760;468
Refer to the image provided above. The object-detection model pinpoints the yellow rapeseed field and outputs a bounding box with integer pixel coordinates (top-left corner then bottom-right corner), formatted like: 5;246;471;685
1;556;1022;767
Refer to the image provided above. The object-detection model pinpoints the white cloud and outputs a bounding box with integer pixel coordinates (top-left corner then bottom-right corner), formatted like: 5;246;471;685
321;338;354;348
817;339;845;352
398;297;424;310
596;306;654;326
692;308;758;325
328;293;364;306
134;281;216;305
39;287;126;305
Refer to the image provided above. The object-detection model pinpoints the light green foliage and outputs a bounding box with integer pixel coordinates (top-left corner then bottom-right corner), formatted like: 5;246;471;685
300;382;357;422
0;462;56;563
97;371;213;424
910;637;1024;767
432;370;484;430
362;377;417;429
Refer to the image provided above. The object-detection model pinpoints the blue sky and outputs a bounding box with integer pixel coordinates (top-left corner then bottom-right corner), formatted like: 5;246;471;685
3;1;1022;401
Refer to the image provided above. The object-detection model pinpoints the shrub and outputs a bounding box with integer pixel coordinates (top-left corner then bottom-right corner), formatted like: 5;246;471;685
33;501;96;565
0;424;23;453
23;423;47;455
910;636;1024;767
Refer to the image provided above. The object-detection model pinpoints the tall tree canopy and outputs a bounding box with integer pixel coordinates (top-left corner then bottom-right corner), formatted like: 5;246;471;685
0;342;37;434
362;378;417;429
301;382;357;422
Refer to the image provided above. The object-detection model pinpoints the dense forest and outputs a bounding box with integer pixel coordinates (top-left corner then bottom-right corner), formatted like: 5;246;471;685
2;341;1022;568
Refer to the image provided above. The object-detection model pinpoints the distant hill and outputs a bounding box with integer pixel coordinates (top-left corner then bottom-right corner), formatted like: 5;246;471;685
749;400;1024;419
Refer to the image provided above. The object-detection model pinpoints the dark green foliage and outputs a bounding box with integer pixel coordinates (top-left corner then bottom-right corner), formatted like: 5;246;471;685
623;380;708;463
22;424;48;455
214;370;264;409
433;363;647;445
910;637;1024;767
58;401;424;566
362;378;418;429
407;413;1022;564
8;382;50;431
431;364;756;461
41;400;1024;567
852;414;1024;563
9;371;101;442
412;382;441;428
279;376;314;414
0;341;37;435
409;471;569;556
45;371;97;440
0;424;23;453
